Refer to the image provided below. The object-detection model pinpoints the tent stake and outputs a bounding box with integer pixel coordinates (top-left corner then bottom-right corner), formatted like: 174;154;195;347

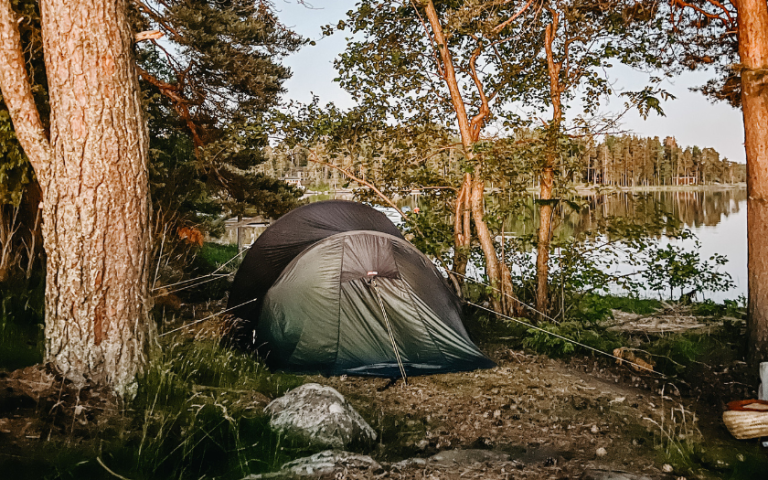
370;277;408;385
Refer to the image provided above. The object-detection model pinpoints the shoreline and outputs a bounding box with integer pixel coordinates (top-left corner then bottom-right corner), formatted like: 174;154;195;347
570;182;746;195
303;183;748;198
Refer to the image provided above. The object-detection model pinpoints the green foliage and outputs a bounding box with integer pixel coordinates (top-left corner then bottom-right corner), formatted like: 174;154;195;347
520;321;621;358
642;239;734;301
134;0;306;230
197;243;240;271
1;339;312;479
594;294;663;316
692;296;746;319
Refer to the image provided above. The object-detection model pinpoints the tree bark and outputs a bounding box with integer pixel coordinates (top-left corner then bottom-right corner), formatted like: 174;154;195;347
536;164;554;315
0;0;152;395
536;12;563;316
422;0;514;313
737;0;768;363
452;175;470;282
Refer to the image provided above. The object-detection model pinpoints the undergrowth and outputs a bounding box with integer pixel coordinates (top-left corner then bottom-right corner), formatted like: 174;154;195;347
0;272;44;371
3;338;313;480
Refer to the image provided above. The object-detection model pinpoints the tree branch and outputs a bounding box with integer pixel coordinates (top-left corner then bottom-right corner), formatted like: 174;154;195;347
671;0;736;29
306;150;407;218
492;0;535;34
136;65;205;150
133;0;185;41
468;43;492;142
0;0;51;177
135;30;163;42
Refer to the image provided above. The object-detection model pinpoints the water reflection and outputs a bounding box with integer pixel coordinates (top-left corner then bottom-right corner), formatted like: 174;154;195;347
577;189;746;230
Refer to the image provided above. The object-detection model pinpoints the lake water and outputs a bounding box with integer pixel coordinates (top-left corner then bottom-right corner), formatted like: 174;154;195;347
560;189;747;302
227;188;748;302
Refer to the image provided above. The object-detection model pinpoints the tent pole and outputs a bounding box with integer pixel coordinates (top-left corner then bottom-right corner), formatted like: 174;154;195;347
370;278;408;385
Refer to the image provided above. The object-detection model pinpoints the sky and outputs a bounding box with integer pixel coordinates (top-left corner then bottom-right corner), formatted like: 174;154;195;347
275;1;746;164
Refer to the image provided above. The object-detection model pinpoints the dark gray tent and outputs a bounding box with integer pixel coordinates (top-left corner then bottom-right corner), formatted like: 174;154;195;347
226;200;494;377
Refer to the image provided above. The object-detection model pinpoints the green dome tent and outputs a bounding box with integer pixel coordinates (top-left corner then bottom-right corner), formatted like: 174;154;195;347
226;200;494;377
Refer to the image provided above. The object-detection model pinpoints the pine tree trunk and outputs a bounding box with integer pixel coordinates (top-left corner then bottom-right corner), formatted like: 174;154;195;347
35;0;150;395
738;0;768;364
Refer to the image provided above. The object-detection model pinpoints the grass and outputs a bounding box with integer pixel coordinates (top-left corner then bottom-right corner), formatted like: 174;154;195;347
0;274;45;371
122;337;311;479
195;243;240;271
1;337;315;480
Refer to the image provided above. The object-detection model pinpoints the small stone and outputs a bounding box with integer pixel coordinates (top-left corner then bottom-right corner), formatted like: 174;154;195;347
662;464;674;473
596;447;608;457
590;425;600;434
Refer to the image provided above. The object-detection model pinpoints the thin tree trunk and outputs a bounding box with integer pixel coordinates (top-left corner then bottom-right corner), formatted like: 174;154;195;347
536;12;563;316
0;0;152;395
738;0;768;364
422;0;513;313
452;176;470;282
536;163;554;314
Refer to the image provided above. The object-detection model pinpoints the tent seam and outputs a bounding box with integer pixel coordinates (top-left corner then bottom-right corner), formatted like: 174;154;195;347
333;236;346;371
392;249;450;366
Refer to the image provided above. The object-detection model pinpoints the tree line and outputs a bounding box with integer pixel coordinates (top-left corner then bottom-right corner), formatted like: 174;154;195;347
261;133;746;190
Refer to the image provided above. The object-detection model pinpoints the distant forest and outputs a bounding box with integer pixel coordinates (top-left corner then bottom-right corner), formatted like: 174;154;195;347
582;135;745;186
263;134;746;191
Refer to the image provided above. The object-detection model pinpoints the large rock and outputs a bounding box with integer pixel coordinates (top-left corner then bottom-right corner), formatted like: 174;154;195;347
264;383;377;448
242;450;380;479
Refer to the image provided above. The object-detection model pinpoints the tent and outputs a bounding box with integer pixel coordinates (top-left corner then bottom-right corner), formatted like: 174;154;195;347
226;200;494;377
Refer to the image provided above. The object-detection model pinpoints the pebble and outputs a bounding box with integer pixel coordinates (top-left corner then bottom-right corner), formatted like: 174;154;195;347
590;425;600;434
596;447;608;457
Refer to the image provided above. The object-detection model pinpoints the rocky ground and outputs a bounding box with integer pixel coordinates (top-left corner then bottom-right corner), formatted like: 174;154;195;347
293;347;685;480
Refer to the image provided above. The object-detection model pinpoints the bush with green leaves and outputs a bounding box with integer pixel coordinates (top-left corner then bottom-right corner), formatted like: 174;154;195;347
642;238;734;301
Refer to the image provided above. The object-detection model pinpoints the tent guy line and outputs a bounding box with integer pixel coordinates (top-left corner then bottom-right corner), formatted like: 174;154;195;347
452;271;561;325
369;276;409;384
151;247;249;292
158;273;232;297
466;301;665;377
159;297;260;337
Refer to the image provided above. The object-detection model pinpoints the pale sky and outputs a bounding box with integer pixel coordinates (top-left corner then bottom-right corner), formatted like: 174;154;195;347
276;1;746;164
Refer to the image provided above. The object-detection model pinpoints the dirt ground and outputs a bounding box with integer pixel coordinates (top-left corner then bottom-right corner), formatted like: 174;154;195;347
0;338;765;479
306;346;685;480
